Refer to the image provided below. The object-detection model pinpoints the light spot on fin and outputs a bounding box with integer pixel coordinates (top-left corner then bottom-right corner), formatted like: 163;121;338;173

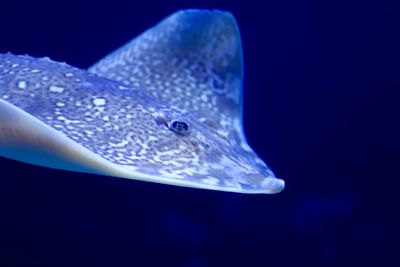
93;98;106;106
49;85;64;93
17;81;27;89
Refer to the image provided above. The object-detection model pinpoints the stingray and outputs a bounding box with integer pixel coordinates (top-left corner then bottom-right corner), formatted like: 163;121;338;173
0;9;284;194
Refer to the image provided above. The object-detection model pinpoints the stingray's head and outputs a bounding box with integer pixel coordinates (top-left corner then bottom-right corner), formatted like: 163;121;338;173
136;107;285;193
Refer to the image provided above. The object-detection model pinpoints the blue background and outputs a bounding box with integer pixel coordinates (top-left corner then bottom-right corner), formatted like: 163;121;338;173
0;0;398;266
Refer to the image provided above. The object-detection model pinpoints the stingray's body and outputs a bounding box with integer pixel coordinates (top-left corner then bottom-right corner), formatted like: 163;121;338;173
0;10;284;193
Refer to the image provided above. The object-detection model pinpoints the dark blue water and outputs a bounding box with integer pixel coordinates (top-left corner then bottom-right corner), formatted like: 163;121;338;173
0;0;398;266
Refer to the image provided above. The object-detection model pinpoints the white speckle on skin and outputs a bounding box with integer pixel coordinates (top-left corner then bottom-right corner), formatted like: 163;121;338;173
84;129;95;135
18;81;27;89
11;63;19;68
118;85;128;90
200;94;208;102
65;73;74;77
49;85;64;93
93;98;106;106
56;116;80;124
109;140;129;148
56;102;65;107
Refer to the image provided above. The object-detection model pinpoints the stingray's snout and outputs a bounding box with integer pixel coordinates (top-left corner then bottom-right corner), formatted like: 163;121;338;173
262;177;285;194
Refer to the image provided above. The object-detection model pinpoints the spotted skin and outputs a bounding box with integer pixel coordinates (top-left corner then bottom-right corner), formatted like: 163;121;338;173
89;10;243;139
0;10;285;193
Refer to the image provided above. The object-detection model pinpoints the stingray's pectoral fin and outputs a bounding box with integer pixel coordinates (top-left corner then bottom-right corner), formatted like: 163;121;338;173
0;99;114;175
89;9;243;125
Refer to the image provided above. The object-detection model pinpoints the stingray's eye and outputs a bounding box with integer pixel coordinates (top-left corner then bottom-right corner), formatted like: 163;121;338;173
169;120;190;136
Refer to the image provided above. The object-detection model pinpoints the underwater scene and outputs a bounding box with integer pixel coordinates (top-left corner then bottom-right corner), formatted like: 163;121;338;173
0;0;398;266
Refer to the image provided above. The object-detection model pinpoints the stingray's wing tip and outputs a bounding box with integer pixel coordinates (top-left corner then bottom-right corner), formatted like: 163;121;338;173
260;178;285;194
231;177;285;194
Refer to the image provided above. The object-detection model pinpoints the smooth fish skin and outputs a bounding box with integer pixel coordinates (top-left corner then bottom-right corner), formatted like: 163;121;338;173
0;10;285;194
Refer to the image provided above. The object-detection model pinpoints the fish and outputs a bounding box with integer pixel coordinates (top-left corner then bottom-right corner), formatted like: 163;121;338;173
0;9;284;194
